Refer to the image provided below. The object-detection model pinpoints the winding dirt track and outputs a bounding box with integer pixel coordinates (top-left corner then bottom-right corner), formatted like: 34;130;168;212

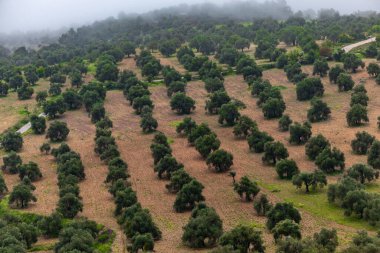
342;37;376;52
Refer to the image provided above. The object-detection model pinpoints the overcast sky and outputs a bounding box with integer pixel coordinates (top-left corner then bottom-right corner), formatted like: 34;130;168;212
0;0;379;34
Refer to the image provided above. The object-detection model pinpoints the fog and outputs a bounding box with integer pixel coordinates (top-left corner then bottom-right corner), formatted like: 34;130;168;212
0;0;379;34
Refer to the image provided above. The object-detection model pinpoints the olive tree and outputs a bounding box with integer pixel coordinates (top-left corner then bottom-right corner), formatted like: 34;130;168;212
276;159;299;180
46;121;70;142
346;104;369;127
170;93;196;115
307;99;331;122
351;131;375;155
262;141;289;165
292;170;327;193
347;164;379;184
206;149;233;172
233;176;260;201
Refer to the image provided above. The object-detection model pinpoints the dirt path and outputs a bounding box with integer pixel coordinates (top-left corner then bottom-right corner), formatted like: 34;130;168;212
343;37;376;52
62;109;126;253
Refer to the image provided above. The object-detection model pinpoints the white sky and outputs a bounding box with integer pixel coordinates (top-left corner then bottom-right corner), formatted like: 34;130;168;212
0;0;379;34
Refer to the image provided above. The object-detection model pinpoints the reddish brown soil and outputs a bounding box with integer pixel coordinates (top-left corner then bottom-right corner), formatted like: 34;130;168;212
118;57;142;79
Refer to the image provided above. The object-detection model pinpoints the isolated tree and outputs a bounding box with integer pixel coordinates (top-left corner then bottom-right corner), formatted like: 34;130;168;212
278;114;293;132
343;53;365;73
17;85;34;100
218;103;240;126
46;121;70;142
254;194;273;216
347;104;369;127
368;141;380;169
30;115;46;134
167;81;186;97
233;116;257;138
205;91;231;114
166;169;193;193
195;134;221;159
313;59;330;77
2;151;22;174
36;91;48;105
9;183;37;208
219;225;265;253
296;78;324;101
132;95;153;115
57;193;83;218
315;147;345;174
205;78;224;93
43;97;66;118
182;204;223;248
351;131;375;155
292;170;327;193
140;114;158;133
347;164;379;184
272;219;301;242
176;117;197;136
276;159;299;180
305;134;331;160
62;89;82;110
154;155;184;179
233;176;260;201
18;162;42;181
266;202;301;230
329;65;345;83
247;130;274;153
307;99;331;122
262;141;289;165
367;63;380;77
39;143;51;154
170;92;195;115
337;73;355;92
206;149;233;172
174;180;205;212
187;123;212;144
289;122;312;145
262;98;286;119
1;131;23;152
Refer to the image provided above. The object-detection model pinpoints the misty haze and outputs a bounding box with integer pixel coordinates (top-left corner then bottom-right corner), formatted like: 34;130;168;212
0;1;379;253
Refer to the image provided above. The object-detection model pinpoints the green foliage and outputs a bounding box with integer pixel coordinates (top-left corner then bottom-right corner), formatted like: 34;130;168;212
278;114;292;132
176;117;197;136
262;141;289;165
219;224;265;253
337;73;355;92
347;104;369;127
18;162;42;181
182;204;223;248
296;78;324;101
1;131;23;152
233;116;257;138
343;53;365;73
206;149;234;172
62;89;82;110
247;129;274;153
166;169;193;193
205;90;231;114
188;123;212;144
262;98;286;119
272;219;301;242
140;113;158;133
46;121;70;142
154;155;183;179
205;78;224;93
251;79;271;97
218;103;240;126
43;97;66;118
292;170;327;193
347;164;379;184
170;92;196;115
2;151;22;174
307;99;331;122
368;141;380;169
367;63;380;77
266;202;301;230
233;176;260;201
17;85;34;100
174;180;205;212
313;59;330;77
254;194;273;216
315;147;345;174
30;115;46;134
9;182;37;208
195;134;221;159
289;122;312;145
167;81;186;97
305;134;331;160
276;159;299;180
329;65;345;84
351;131;375;155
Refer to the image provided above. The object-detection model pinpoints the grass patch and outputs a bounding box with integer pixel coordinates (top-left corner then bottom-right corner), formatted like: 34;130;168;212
274;85;287;90
87;63;97;75
169;120;182;128
167;137;174;144
257;180;376;231
18;107;30;116
146;80;164;87
29;243;55;252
